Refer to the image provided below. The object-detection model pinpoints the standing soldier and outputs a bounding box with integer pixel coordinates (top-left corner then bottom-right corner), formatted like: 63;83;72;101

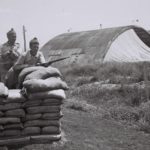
0;28;21;82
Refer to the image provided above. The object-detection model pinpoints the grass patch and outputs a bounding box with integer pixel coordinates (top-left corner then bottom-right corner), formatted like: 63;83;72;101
62;62;150;133
108;105;140;122
60;62;149;85
66;99;97;112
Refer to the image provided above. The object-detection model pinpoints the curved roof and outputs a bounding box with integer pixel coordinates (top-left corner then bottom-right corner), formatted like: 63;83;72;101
41;25;150;64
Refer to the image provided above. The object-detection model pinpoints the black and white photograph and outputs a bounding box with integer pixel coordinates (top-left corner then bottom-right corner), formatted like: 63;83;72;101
0;0;150;149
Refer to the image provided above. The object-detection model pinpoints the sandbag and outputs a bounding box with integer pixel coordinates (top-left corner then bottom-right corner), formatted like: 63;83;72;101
22;127;41;135
42;102;62;107
28;89;66;100
0;103;22;111
0;117;20;125
0;98;5;105
24;66;62;81
25;114;42;121
3;89;26;103
1;129;21;137
3;123;23;130
0;83;8;98
30;134;61;144
23;77;69;92
22;100;42;108
24;120;60;127
42;126;61;134
42;102;62;106
18;66;45;87
22;99;62;108
0;111;4;117
5;109;25;118
0;125;4;130
43;98;63;105
42;112;63;120
26;106;60;114
0;136;30;146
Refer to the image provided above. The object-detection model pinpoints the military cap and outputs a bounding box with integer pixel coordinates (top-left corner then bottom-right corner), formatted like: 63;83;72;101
30;37;39;45
7;28;16;36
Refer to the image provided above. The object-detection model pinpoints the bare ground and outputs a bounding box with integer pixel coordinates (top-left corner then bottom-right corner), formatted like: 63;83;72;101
18;98;150;150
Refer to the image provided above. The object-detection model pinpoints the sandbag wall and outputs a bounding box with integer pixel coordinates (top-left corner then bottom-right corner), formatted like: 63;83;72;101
0;66;68;147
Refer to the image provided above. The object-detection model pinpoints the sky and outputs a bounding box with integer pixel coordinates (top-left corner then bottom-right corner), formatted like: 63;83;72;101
0;0;150;51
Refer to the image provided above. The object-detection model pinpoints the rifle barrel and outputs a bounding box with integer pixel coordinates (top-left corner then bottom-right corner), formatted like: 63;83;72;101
41;56;70;67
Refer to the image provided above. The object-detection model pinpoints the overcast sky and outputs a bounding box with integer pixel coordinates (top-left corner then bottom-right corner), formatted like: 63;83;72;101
0;0;150;51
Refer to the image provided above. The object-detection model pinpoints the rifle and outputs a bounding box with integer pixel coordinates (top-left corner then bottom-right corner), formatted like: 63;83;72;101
39;56;70;67
13;56;70;71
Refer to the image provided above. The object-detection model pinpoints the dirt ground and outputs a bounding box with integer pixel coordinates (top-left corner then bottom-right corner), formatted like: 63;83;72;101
17;98;150;150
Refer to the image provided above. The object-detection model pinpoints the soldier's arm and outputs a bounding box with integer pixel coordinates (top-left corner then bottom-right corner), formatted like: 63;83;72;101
9;44;21;60
9;50;20;60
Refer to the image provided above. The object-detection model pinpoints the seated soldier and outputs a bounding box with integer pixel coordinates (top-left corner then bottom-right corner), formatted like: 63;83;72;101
14;37;45;70
5;37;45;89
0;28;20;83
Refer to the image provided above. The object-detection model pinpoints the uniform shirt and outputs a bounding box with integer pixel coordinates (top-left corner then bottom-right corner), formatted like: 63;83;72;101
0;42;20;70
15;50;45;66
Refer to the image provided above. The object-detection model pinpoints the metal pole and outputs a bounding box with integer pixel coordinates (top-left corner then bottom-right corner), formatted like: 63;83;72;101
23;25;26;52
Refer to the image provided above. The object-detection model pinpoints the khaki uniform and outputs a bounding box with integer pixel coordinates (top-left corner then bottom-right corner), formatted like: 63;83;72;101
15;50;45;65
0;42;20;82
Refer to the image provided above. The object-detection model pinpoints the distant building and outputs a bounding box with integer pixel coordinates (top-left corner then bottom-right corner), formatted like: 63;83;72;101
41;25;150;67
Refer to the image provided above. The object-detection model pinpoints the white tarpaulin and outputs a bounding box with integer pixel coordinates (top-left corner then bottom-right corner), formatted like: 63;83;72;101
104;29;150;62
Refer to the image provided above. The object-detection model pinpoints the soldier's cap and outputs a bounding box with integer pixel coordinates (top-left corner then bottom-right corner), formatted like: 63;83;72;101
30;37;39;45
7;28;16;36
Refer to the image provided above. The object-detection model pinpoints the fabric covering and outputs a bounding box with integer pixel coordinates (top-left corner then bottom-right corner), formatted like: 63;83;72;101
104;29;150;62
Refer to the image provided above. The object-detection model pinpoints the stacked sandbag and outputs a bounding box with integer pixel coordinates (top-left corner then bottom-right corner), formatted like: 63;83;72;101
0;88;26;139
18;66;62;88
22;77;68;140
21;66;68;143
0;66;68;146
